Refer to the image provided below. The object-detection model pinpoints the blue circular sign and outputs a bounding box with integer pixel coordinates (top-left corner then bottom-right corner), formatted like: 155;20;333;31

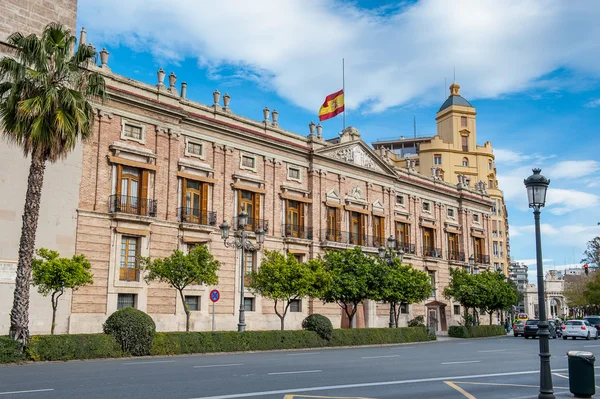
210;289;220;303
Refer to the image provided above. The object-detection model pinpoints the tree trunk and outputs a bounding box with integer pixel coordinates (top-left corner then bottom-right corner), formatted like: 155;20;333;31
280;316;285;331
178;289;191;332
489;312;493;325
9;151;46;344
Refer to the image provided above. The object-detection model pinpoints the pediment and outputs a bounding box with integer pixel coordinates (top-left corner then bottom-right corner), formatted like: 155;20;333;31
317;141;395;174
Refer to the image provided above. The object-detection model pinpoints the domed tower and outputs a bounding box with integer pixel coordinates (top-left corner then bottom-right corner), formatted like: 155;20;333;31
435;82;476;151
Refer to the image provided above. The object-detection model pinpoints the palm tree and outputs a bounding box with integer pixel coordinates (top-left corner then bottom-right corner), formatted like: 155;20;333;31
0;23;106;342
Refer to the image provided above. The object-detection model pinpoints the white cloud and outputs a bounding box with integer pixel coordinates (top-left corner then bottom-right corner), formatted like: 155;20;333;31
546;160;600;179
512;224;600;247
545;188;599;215
77;0;600;113
585;99;600;108
493;149;556;165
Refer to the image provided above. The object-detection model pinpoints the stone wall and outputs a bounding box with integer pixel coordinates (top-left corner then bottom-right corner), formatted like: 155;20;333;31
1;0;77;42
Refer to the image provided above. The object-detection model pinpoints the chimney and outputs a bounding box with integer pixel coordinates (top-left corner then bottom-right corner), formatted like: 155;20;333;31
180;82;187;99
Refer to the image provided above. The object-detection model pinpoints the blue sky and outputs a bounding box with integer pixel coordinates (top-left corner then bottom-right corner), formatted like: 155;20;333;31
77;0;600;279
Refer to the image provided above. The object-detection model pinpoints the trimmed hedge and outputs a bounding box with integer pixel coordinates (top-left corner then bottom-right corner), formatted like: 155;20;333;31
0;327;434;363
0;336;25;363
103;308;156;356
150;327;434;356
27;334;124;361
302;314;334;340
448;325;507;338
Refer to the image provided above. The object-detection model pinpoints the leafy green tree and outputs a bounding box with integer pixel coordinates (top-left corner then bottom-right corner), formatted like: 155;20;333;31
248;250;317;330
581;237;600;268
140;246;219;332
443;268;487;326
32;248;93;334
316;247;380;328
377;258;431;327
478;271;518;325
1;23;106;342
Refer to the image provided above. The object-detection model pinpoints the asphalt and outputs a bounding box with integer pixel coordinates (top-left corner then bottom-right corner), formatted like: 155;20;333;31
1;334;599;399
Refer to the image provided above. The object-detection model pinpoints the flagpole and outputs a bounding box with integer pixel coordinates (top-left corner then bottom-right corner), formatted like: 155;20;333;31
342;58;346;130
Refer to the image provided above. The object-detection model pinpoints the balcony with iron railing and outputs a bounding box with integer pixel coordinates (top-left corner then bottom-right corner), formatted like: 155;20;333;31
447;251;466;262
109;195;157;217
178;208;217;226
233;216;269;234
320;230;385;248
423;247;443;258
475;254;491;264
282;224;313;240
395;242;416;255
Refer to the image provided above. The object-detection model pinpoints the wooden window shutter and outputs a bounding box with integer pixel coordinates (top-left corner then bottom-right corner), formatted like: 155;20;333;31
237;190;242;213
380;217;385;239
141;170;149;199
254;193;261;225
116;165;123;197
299;202;305;229
201;183;209;213
335;208;342;236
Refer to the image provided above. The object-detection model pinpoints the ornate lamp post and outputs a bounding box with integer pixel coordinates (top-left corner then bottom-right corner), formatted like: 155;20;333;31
219;211;265;332
524;168;554;399
378;235;404;328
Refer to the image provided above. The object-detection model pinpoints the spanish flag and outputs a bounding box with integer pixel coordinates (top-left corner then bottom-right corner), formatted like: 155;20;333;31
318;89;345;121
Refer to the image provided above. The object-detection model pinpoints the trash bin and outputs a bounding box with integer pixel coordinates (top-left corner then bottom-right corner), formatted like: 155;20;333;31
568;351;596;398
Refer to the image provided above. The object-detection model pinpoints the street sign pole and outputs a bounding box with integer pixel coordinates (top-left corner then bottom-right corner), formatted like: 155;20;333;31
212;301;215;332
209;289;220;332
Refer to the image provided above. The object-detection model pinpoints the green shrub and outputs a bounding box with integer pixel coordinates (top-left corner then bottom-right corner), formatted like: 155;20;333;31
103;307;156;356
448;325;506;338
302;314;333;340
408;315;425;327
0;336;25;363
27;334;123;361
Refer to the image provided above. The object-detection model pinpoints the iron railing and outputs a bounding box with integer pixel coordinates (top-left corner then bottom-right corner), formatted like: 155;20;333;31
119;267;139;282
233;217;269;234
109;195;157;217
447;251;466;262
423;247;442;258
395;242;416;255
320;230;388;248
282;224;313;240
178;208;217;226
475;254;491;264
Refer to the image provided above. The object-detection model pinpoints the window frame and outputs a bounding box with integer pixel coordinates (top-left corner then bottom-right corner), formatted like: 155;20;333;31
184;137;205;159
453;304;461;315
243;297;255;312
286;165;302;183
460;116;467;127
422;201;431;213
396;195;405;206
185;295;200;311
434;154;442;165
289;299;302;313
117;293;137;310
240;153;258;172
120;236;140;281
461;135;468;152
462;157;469;167
447;208;455;218
120;119;145;144
400;302;409;314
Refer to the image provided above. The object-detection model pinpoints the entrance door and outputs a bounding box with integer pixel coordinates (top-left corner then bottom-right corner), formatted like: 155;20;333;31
428;309;438;333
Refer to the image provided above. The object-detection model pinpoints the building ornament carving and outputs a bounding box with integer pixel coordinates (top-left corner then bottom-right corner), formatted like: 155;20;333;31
323;145;384;172
349;185;364;201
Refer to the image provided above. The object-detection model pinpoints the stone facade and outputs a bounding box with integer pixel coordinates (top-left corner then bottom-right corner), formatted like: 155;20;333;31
0;0;79;335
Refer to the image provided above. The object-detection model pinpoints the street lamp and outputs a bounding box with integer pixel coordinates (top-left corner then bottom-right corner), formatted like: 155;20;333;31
468;255;475;274
524;168;553;399
379;235;404;328
219;211;265;332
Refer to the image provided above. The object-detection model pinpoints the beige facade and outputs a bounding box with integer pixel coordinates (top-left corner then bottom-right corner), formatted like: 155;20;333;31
0;0;79;335
373;83;510;275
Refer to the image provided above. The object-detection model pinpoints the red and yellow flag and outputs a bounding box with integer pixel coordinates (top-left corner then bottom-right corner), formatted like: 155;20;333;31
318;89;345;121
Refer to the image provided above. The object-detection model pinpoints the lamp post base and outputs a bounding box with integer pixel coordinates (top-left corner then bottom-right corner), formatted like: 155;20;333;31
238;307;246;332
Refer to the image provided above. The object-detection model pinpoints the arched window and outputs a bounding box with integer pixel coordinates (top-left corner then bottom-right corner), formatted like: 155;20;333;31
462;157;469;167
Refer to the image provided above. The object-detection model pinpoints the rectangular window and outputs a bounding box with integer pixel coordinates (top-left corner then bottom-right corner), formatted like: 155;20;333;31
117;294;136;310
187;243;197;254
293;253;304;264
422;227;434;256
396;195;405;206
448;232;459;260
429;272;436;298
185;295;200;311
434;155;442;165
241;155;255;169
182;178;209;224
400;302;409;314
493;241;499;258
372;215;385;247
120;236;139;281
243;250;257;287
462;158;469;167
187;141;203;156
244;297;255;312
473;214;480;223
288;167;301;181
488;161;493;170
473;237;485;262
461;135;468;152
423;202;431;212
461;116;467;127
454;305;461;315
123;123;142;140
289;299;302;313
326;207;340;242
349;211;367;246
285;200;304;238
396;222;410;246
238;190;260;230
447;208;455;218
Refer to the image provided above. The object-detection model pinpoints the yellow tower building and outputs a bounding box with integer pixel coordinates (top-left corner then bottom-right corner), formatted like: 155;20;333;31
372;82;510;274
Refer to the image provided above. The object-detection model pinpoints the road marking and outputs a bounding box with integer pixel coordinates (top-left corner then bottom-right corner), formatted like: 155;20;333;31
268;370;322;376
123;360;175;365
456;381;568;389
441;361;481;365
286;352;322;356
283;395;374;399
444;381;477;399
194;363;244;369
584;345;600;347
553;373;568;380
190;368;567;399
477;349;507;353
361;355;402;359
392;346;415;349
0;389;54;396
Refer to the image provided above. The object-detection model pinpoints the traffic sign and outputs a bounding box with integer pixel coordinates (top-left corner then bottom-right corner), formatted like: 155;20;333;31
210;289;220;303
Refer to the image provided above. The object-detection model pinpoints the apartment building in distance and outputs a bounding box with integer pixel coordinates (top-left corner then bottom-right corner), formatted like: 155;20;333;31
372;82;510;275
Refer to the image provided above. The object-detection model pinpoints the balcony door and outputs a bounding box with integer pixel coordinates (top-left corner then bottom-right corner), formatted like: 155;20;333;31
285;200;304;237
350;211;365;246
327;207;341;241
448;233;459;260
183;179;208;224
422;227;434;256
116;166;148;215
373;215;384;247
238;190;261;230
473;237;484;262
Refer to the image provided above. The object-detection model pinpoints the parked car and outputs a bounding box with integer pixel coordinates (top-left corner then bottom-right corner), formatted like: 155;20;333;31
562;320;598;340
584;316;600;330
524;320;557;339
513;320;525;337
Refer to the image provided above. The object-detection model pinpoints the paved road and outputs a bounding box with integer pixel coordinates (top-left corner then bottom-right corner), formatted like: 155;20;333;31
1;334;599;398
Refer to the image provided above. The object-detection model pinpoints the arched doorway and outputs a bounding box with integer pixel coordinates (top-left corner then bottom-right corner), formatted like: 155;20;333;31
550;298;561;319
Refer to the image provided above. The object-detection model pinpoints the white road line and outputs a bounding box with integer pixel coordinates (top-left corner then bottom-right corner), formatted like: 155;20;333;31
441;360;481;365
193;363;244;369
392;346;415;349
584;345;600;347
286;352;321;356
190;368;572;399
361;354;402;359
0;389;54;396
478;349;507;353
123;360;176;365
268;370;322;376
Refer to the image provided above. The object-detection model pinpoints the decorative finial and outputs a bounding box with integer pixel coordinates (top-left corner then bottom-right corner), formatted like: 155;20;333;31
263;107;270;123
316;123;323;138
79;27;87;45
180;82;187;99
223;93;231;112
450;82;460;96
272;109;279;126
168;72;177;88
99;48;110;69
157;68;166;88
213;89;220;107
309;121;316;134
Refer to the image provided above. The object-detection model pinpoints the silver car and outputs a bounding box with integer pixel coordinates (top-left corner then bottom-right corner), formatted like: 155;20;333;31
513;320;525;337
562;320;598;340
